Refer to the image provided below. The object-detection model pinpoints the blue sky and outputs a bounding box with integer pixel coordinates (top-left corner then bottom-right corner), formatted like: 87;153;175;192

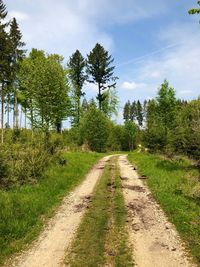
6;0;200;122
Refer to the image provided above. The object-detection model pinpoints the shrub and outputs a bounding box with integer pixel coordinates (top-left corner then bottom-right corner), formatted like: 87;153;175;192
80;106;110;152
0;143;52;189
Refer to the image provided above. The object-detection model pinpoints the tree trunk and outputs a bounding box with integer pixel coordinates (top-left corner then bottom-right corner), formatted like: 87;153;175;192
14;94;19;129
1;82;4;144
77;96;80;125
19;106;22;129
98;82;101;110
56;122;62;133
6;94;10;127
25;107;27;129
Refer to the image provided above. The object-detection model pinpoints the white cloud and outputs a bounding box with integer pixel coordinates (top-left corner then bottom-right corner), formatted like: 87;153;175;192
6;0;168;58
121;81;147;90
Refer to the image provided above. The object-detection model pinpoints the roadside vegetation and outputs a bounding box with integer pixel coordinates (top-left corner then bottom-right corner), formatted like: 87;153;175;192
123;80;200;163
67;157;134;267
0;152;101;265
128;151;200;265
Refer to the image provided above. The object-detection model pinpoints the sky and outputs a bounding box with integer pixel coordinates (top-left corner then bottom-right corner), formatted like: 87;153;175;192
6;0;200;122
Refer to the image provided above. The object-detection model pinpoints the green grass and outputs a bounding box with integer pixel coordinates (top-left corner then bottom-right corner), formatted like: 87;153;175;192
68;157;133;267
111;160;133;267
128;151;200;266
0;152;102;266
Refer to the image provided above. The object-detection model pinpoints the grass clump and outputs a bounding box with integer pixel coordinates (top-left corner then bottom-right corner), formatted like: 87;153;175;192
128;152;200;266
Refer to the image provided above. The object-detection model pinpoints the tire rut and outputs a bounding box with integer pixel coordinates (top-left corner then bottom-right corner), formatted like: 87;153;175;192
5;156;112;267
118;155;196;267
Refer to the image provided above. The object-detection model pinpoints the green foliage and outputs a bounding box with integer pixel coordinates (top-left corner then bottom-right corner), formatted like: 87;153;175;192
173;99;200;160
189;1;200;15
87;43;118;110
144;99;167;152
107;124;125;151
123;100;130;121
143;80;177;152
19;49;70;133
101;87;119;118
156;80;177;130
124;120;137;151
130;101;137;122
123;100;144;127
80;105;110;152
136;100;143;127
0;143;51;188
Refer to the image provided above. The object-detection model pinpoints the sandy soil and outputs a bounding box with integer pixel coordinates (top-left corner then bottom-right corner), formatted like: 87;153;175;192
118;155;196;267
6;156;111;267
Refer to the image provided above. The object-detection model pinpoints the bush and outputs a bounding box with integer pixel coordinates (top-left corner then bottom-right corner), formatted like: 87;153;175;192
80;106;110;152
0;143;52;189
0;149;10;187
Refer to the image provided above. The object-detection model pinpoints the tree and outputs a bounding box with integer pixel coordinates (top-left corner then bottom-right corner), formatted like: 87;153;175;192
123;101;130;121
156;80;177;132
87;43;118;110
173;99;200;160
19;50;70;141
189;1;200;15
68;50;86;126
80;105;110;152
136;100;143;127
130;101;137;122
143;99;167;152
124;120;137;151
81;98;88;113
9;17;25;129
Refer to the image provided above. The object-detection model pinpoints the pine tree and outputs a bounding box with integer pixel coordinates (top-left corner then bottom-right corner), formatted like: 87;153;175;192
68;50;86;126
123;101;131;121
87;43;118;110
136;100;143;127
130;101;137;122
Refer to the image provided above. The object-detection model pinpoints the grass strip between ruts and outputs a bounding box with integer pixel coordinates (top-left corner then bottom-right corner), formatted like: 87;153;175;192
67;156;134;267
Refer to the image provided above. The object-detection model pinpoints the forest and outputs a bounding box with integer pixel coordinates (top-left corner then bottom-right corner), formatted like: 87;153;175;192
0;0;200;267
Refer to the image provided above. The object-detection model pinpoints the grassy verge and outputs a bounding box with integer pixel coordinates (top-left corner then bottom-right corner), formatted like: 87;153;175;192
67;157;133;267
128;152;200;265
0;152;102;266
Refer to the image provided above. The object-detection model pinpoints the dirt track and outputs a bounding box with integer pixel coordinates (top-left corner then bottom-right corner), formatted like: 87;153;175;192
118;155;195;267
6;156;111;267
5;154;196;267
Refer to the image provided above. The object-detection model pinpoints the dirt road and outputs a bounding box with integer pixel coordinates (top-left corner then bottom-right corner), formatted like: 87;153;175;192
118;155;195;267
6;156;111;267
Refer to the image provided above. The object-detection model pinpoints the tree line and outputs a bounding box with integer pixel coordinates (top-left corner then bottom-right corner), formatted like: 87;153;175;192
123;80;200;160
